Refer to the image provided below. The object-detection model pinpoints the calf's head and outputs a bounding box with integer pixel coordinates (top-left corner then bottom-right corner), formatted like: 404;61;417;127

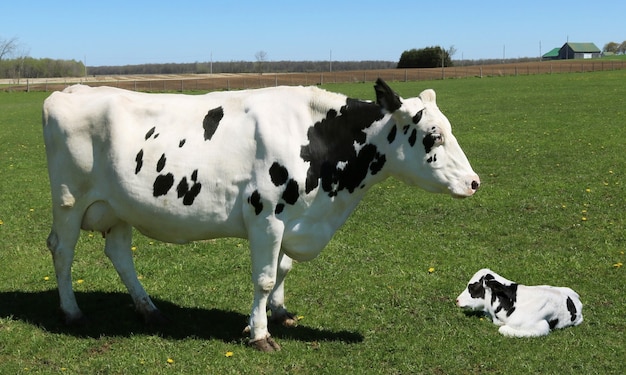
375;79;480;198
456;268;515;310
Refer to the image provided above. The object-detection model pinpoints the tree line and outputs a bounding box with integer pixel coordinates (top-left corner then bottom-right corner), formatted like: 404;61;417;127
603;41;626;54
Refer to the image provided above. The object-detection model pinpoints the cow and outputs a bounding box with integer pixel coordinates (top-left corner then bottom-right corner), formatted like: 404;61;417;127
456;269;583;337
43;78;479;351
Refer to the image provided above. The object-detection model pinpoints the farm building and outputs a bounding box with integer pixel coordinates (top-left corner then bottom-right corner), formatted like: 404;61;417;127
542;48;561;60
558;42;601;59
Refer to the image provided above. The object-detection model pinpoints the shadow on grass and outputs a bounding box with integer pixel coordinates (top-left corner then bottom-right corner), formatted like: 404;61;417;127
0;289;363;345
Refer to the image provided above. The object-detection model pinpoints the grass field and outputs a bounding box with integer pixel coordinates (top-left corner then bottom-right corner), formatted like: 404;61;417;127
0;71;625;374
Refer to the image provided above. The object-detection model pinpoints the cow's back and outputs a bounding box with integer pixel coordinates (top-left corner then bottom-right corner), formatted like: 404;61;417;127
42;84;343;243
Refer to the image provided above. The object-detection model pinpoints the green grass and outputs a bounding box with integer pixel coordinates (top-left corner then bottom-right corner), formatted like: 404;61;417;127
1;70;625;374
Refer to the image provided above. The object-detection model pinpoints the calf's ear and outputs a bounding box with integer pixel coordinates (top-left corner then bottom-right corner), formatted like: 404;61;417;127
485;279;517;301
374;78;402;113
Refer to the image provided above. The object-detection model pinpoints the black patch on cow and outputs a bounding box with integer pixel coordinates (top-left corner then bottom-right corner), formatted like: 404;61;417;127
135;149;144;174
387;125;397;144
412;109;424;124
374;78;402;113
408;128;417;147
487;279;518;317
423;133;437;153
145;127;156;140
427;155;437;163
275;203;285;215
566;297;577;322
370;153;386;175
468;279;486;299
203;106;224;141
269;162;289;186
153;173;174;197
248;190;263;215
402;124;410;134
176;170;202;205
179;139;186;147
300;98;386;196
549;319;559;329
157;153;166;172
282;179;299;205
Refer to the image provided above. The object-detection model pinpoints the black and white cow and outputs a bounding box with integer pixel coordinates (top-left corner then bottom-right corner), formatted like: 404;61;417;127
43;79;479;351
456;269;583;337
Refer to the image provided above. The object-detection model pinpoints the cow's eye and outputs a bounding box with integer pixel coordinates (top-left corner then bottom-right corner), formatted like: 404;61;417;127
432;133;443;145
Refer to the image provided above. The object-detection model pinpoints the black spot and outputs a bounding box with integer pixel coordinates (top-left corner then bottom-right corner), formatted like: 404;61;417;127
269;162;289;186
145;127;156;140
275;203;285;215
402;125;410;134
566;297;577;322
370;154;386;175
426;155;437;163
387;125;397;144
486;279;518;317
248;190;263;215
549;319;559;329
468;279;485;299
135;149;144;174
182;182;201;205
179;139;186;147
282;179;299;205
177;177;189;198
300;98;386;196
153;173;174;197
176;170;201;205
412;109;423;124
408;128;417;147
156;154;166;172
203;106;224;141
423;133;437;153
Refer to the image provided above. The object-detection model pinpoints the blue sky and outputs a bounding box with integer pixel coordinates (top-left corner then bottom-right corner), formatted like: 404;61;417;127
2;0;624;66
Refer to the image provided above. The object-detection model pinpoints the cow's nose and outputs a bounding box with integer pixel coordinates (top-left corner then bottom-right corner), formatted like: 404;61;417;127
471;180;480;191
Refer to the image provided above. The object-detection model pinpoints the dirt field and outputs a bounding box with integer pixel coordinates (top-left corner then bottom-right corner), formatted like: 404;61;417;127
3;59;625;92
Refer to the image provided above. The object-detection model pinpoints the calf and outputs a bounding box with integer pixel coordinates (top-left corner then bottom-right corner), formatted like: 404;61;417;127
456;269;583;337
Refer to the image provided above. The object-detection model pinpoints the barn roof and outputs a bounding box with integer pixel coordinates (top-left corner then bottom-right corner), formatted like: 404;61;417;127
563;42;601;53
543;48;560;58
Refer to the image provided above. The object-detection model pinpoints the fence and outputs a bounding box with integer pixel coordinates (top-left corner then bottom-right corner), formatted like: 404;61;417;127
3;59;625;93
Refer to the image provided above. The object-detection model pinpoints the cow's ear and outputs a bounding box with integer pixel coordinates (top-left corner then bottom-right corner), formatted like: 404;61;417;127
375;78;402;113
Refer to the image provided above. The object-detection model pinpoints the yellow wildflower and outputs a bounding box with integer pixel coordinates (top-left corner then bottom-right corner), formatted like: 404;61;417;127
44;276;50;281
166;358;174;364
428;267;435;273
613;262;623;268
225;351;234;357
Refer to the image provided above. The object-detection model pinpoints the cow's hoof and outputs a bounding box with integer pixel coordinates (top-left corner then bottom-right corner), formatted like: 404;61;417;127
249;336;281;352
142;310;171;326
270;311;299;327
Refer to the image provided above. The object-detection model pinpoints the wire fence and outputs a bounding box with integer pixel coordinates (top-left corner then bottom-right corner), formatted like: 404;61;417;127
3;59;625;93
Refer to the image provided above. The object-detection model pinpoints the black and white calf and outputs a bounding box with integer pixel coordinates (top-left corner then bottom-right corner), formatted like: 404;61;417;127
456;269;583;337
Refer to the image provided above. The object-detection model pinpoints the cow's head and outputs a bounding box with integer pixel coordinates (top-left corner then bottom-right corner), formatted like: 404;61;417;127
375;79;479;198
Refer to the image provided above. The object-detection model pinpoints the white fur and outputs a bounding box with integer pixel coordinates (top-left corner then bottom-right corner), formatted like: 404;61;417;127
456;269;583;337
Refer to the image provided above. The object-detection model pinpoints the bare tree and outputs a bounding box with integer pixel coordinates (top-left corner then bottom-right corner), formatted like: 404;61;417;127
255;50;267;74
0;36;19;61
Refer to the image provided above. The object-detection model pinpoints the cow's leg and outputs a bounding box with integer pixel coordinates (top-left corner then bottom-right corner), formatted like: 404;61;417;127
47;222;84;324
103;222;166;324
268;252;297;327
246;219;284;352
